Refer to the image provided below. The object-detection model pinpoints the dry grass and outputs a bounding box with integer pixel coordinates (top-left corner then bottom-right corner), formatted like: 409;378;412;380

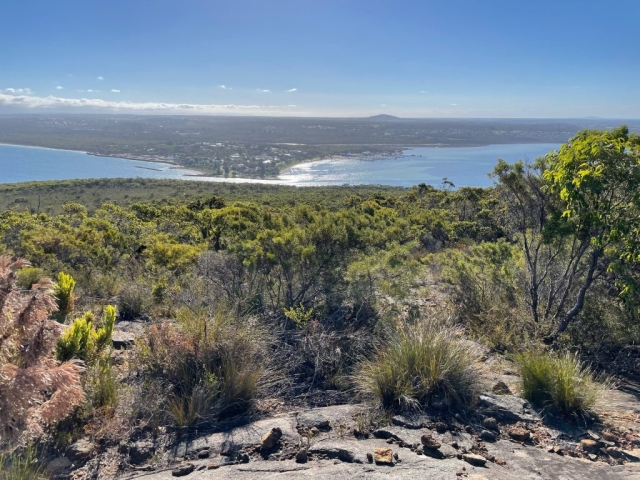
135;308;272;427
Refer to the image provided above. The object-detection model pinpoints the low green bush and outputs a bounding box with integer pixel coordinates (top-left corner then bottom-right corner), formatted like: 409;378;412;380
515;349;604;417
15;267;45;289
356;322;481;410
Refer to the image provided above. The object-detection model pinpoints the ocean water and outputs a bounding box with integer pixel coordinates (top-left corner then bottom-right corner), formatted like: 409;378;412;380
0;143;560;188
0;144;203;184
278;143;561;188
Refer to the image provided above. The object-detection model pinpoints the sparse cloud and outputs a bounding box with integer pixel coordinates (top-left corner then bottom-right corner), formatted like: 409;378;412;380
97;76;104;81
380;104;387;107
110;89;121;93
4;87;32;95
257;89;271;93
450;103;458;106
219;85;228;89
285;88;297;92
420;90;426;94
287;105;297;108
0;92;300;115
55;86;64;90
87;89;97;93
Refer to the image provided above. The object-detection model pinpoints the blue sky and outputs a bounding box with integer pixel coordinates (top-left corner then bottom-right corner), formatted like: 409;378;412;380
1;0;639;117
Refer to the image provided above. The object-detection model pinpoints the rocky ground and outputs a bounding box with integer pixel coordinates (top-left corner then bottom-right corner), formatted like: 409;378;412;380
45;323;640;480
53;387;640;480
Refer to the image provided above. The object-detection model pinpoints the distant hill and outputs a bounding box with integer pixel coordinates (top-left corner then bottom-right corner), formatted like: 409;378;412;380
366;114;402;122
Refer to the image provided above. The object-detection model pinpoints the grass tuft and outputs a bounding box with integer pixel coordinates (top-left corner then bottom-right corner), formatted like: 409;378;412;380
0;446;46;480
515;349;604;417
356;322;481;410
136;308;271;428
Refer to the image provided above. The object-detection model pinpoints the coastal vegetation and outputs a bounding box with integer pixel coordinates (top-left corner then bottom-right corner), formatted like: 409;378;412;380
0;126;638;475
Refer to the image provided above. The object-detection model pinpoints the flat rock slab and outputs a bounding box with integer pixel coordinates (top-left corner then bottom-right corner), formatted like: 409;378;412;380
136;436;640;480
175;415;299;458
296;404;366;432
477;394;541;423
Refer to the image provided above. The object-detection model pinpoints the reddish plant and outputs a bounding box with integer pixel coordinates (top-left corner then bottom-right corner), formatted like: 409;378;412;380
0;256;84;447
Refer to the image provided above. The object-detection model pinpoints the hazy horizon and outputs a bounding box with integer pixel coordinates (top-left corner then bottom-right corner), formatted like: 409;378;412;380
2;1;639;118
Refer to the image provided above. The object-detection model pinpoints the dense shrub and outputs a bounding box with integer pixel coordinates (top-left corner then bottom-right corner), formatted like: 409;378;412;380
515;349;604;417
356;322;481;410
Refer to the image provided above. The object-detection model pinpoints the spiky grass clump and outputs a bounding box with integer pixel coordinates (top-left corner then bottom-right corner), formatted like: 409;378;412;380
356;323;481;410
515;349;604;417
0;446;46;480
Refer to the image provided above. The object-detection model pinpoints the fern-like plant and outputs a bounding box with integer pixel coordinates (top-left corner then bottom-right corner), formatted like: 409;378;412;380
0;256;84;448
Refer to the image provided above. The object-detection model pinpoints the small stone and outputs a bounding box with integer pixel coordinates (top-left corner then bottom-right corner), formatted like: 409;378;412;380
295;450;308;464
310;427;320;436
207;464;220;470
172;463;195;477
373;429;395;439
605;447;622;459
374;447;394;465
386;438;394;444
508;428;531;442
67;439;94;463
587;430;601;441
128;441;154;465
588;454;598;461
465;425;473;434
197;449;210;459
602;431;617;443
423;447;445;459
481;430;497;442
494;457;507;465
393;452;399;460
580;439;600;453
553;446;564;455
492;381;512;395
435;422;448;433
451;441;459;449
45;457;72;473
421;434;441;449
238;451;250;463
261;427;283;450
462;453;487;467
482;417;499;432
366;452;373;463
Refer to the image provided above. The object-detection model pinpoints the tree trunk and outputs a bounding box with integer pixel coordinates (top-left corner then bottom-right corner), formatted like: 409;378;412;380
554;248;601;336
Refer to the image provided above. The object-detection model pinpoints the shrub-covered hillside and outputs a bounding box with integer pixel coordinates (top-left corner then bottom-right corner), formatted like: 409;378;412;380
1;127;639;477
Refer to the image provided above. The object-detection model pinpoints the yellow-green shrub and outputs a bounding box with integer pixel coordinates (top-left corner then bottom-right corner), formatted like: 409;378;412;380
53;271;76;322
56;306;116;362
